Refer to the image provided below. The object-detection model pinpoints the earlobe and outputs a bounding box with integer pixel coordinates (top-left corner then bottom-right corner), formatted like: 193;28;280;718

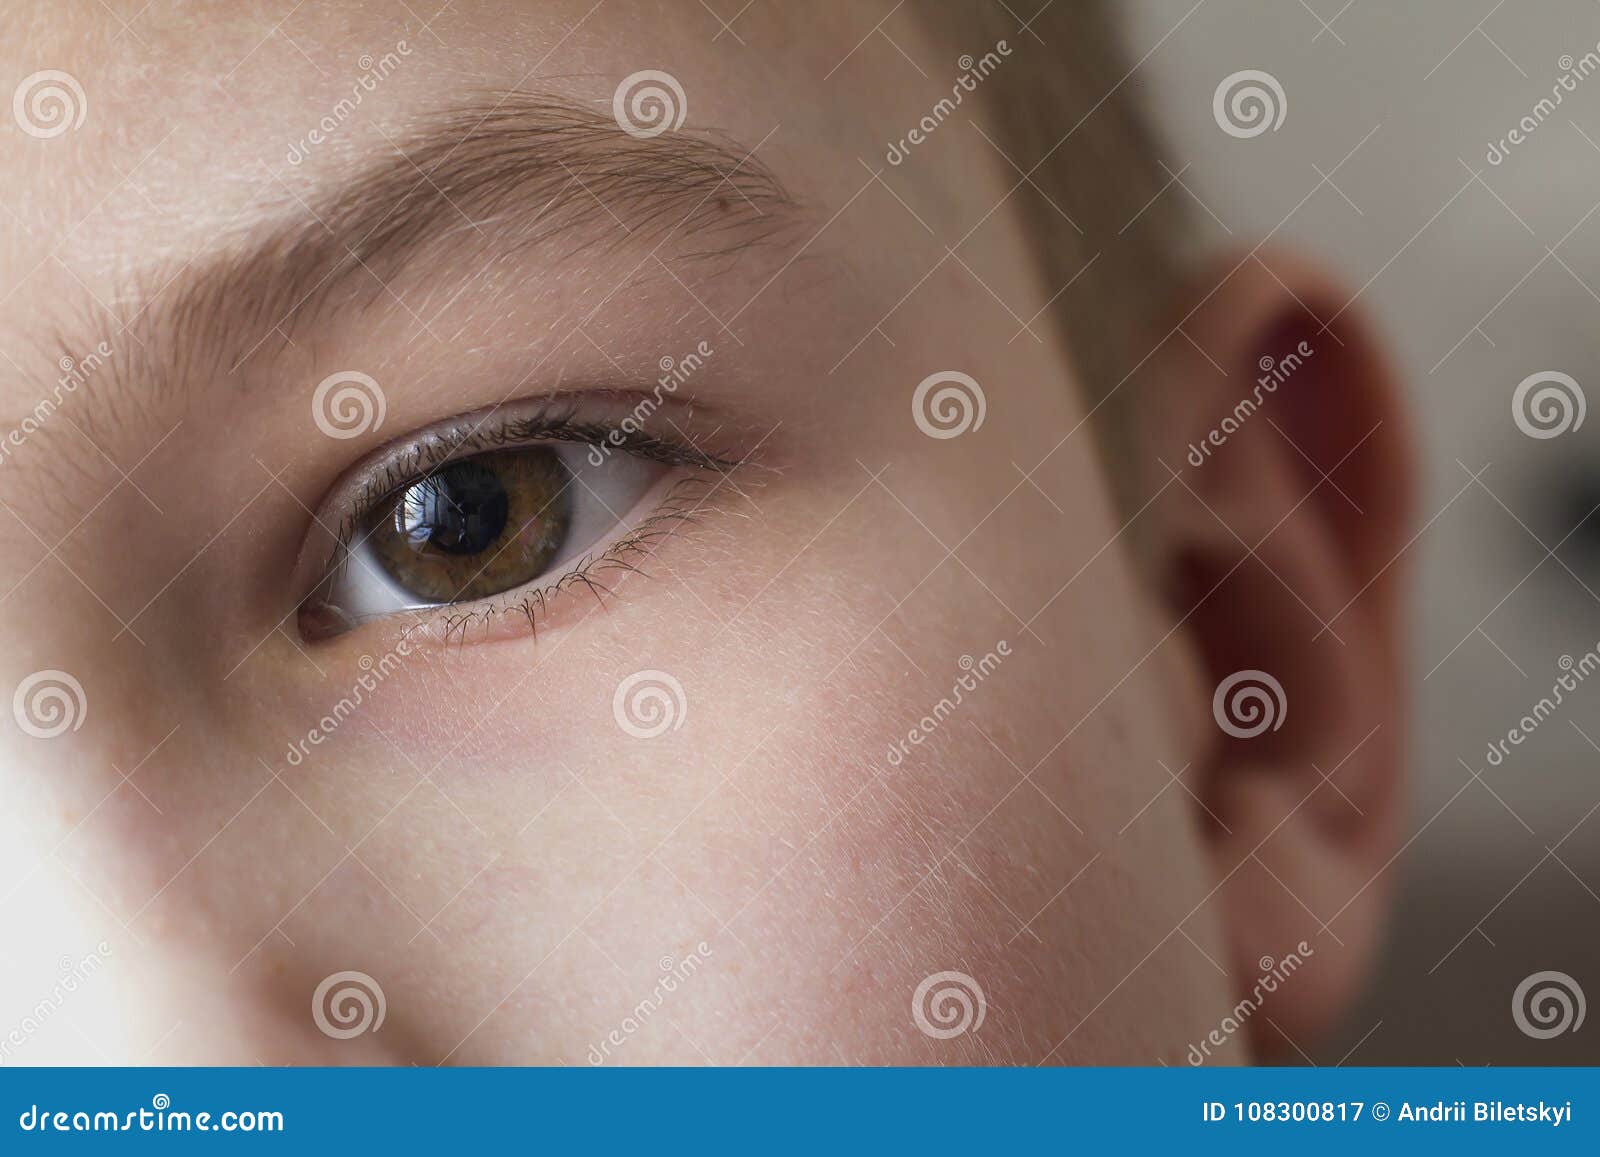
1139;251;1417;1055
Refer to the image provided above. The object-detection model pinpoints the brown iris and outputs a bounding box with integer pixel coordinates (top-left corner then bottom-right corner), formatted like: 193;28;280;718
368;446;573;602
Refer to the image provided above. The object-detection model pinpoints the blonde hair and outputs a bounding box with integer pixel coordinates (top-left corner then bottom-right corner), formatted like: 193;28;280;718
915;3;1184;474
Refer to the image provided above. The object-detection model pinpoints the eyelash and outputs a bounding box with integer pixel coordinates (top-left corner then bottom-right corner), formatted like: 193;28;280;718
316;403;743;645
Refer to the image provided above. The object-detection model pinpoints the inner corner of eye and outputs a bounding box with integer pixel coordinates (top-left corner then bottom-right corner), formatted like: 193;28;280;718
300;438;672;640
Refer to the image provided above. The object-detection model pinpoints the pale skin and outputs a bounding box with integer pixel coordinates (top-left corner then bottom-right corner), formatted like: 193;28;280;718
0;2;1413;1064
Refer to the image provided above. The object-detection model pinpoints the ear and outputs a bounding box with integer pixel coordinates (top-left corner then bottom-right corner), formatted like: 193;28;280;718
1135;251;1416;1056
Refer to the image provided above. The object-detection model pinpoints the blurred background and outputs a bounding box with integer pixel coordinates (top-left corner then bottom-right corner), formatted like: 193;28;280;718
1128;0;1600;1062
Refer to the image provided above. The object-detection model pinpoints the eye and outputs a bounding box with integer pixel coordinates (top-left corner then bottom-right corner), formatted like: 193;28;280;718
301;437;676;641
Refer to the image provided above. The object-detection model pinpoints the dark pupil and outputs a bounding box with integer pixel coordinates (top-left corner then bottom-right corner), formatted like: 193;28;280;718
397;462;509;556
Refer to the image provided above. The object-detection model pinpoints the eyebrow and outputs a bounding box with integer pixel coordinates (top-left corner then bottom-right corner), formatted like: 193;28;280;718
94;92;800;399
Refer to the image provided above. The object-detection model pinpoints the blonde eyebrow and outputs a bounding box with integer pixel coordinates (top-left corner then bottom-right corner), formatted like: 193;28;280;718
80;91;800;410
